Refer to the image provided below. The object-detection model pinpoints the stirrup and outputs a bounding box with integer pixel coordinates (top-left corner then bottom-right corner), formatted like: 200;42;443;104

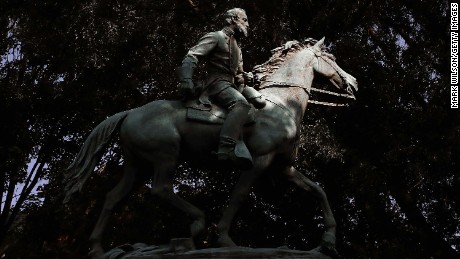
216;142;253;170
216;144;238;162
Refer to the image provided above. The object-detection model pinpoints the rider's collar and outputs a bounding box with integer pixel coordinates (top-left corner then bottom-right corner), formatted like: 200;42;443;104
222;26;235;37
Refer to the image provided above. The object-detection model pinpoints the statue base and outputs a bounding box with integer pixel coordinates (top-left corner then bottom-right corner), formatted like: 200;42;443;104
104;238;333;259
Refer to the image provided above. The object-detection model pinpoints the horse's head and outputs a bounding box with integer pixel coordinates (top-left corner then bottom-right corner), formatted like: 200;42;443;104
255;38;358;100
308;37;358;97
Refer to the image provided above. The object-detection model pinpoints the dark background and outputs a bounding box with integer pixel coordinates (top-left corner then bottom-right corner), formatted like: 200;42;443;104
0;0;457;258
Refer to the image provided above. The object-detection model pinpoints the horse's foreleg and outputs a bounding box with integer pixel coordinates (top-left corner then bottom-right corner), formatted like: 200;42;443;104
283;166;337;255
151;158;205;239
217;154;272;247
89;160;138;259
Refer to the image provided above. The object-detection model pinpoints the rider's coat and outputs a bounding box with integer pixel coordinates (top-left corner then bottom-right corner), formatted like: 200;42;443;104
183;27;244;96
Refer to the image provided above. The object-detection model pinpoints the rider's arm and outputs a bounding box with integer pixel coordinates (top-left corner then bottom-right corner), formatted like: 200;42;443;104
234;51;245;89
182;32;219;66
178;32;219;98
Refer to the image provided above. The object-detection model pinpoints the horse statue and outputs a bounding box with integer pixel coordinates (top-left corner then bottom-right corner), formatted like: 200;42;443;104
64;37;358;258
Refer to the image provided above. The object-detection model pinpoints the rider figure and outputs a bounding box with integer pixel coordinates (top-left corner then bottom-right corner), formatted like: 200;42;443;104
177;8;265;167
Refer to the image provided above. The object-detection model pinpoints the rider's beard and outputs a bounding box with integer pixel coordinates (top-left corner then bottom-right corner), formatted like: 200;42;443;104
236;24;248;38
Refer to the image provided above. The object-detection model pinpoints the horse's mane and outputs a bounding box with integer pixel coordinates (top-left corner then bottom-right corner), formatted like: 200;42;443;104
253;38;335;84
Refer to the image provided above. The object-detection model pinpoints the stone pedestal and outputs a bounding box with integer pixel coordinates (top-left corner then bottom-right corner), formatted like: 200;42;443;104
104;239;332;259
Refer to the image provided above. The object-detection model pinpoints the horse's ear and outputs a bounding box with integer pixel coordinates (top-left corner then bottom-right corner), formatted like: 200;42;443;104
313;37;325;49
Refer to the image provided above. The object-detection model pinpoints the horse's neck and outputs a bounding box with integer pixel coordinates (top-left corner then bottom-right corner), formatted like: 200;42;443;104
257;48;315;125
260;86;309;125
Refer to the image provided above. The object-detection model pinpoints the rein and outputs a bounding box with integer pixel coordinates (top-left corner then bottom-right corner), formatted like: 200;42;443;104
309;87;355;107
260;83;355;107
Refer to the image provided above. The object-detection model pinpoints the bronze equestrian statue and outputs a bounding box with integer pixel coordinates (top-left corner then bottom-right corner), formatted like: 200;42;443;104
63;9;358;258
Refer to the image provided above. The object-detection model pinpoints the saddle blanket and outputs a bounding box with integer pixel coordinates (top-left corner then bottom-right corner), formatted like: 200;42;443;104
184;100;226;124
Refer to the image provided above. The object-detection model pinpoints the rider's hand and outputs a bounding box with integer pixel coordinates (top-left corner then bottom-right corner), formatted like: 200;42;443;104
243;72;254;83
179;79;195;99
242;72;254;87
235;74;245;86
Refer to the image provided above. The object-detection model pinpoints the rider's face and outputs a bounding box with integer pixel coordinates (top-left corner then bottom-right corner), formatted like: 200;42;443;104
233;12;249;37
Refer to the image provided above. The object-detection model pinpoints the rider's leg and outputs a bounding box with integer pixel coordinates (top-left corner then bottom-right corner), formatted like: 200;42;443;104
210;84;253;167
241;85;266;109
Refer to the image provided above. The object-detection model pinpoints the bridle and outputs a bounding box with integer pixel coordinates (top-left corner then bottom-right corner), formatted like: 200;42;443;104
305;48;355;107
259;47;356;107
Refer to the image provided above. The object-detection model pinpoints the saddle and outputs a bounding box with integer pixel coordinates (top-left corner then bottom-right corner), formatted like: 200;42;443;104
183;90;226;124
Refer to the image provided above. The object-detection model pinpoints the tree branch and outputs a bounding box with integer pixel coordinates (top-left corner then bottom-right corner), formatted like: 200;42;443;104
0;171;5;212
0;177;16;227
389;182;458;258
3;162;46;241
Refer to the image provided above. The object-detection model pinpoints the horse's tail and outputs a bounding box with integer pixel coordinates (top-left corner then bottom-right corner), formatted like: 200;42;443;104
63;110;129;203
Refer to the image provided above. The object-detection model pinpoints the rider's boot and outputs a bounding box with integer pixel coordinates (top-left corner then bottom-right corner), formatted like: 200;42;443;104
242;86;266;109
216;101;253;169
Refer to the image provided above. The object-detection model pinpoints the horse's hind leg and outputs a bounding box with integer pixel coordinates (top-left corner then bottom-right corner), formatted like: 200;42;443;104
89;158;138;259
282;166;337;255
150;156;205;239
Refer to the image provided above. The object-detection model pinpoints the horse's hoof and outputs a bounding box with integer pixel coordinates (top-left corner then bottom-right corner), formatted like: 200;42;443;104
190;218;205;238
170;237;196;252
88;247;105;259
316;232;339;258
320;245;339;258
217;234;237;247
